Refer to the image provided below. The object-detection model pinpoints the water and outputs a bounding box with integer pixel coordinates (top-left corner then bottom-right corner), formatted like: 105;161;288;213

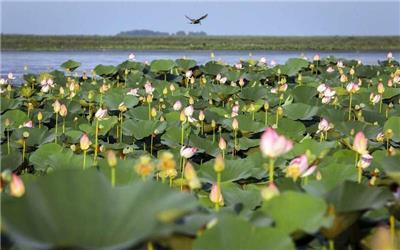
1;50;398;81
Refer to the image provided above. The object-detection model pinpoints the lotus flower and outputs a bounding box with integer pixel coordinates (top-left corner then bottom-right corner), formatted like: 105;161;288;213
260;128;293;158
209;184;224;205
127;88;139;96
95;108;108;120
260;183;279;201
158;152;176;171
387;52;393;60
80;133;91;151
173;100;182;111
9;174;25;197
370;93;381;105
219;77;227;84
7;73;15;80
144;82;154;95
180;146;197;159
377;82;385;94
184;105;194;117
59;104;68;117
317;84;327;93
232;118;239;130
326;67;335;73
337;61;344;68
135;155;154;177
317;118;332;133
22;120;33;128
52;100;61;113
346;82;360;93
128;53;136;61
259;57;267;65
358;153;373;169
235;63;242;69
185;70;193;78
40;78;55;93
218;137;227;151
198;110;205;121
285;155;308;181
0;78;6;85
270;60;277;67
353;131;368;155
313;54;320;61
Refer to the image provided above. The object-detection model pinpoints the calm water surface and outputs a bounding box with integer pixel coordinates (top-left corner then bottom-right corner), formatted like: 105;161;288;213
1;50;399;81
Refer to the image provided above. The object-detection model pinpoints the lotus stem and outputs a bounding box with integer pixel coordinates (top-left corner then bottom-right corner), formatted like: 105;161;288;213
181;122;184;145
55;112;59;143
38;120;41;129
357;166;362;183
233;129;237;156
147;241;154;250
7;129;10;155
252;111;255;121
180;158;186;191
93;119;99;162
379;98;383;113
83;150;87;169
62;118;65;134
328;239;334;250
275;110;279;127
348;93;352;121
119;112;123;143
268;158;275;184
387;138;390;155
201;121;204;135
390;215;396;244
150;134;154;155
148;102;151;120
215;172;222;212
111;168;116;187
22;139;26;161
169;177;173;187
264;111;268;126
212;127;216;143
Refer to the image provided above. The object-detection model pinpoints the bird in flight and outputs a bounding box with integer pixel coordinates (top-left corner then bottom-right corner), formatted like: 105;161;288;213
185;14;208;25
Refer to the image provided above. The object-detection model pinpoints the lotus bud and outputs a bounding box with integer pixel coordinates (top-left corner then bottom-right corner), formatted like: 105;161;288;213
1;169;12;182
9;174;25;197
239;78;245;87
59;86;65;96
340;74;348;83
349;67;355;76
118;102;127;112
59;104;68;117
53;100;61;113
208;99;213;105
180;146;197;159
184;162;201;190
209;184;224;205
151;107;157;118
385;129;393;139
277;106;283;116
99;84;109;94
211;120;216;129
214;154;225;173
106;150;118;168
219;137;226;151
27;102;34;111
199;110;205;121
80;133;91;151
232;118;239;130
189;96;194;105
160;116;165;122
260;128;293;158
173;100;182;111
316;171;322;180
4;118;11;127
201;76;207;85
190;77;195;84
146;95;153;103
169;84;176;92
353;131;368;155
180;111;187;122
388;79;393;87
377;82;385;94
70;144;76;152
88;90;95;100
260;183;279;201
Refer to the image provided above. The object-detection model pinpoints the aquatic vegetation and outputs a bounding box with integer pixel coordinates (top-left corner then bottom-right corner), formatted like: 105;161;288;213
1;53;400;249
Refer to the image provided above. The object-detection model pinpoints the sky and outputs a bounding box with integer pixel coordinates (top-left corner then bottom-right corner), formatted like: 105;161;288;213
1;1;399;36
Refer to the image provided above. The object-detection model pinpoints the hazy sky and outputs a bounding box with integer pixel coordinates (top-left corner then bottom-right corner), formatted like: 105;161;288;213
1;1;399;36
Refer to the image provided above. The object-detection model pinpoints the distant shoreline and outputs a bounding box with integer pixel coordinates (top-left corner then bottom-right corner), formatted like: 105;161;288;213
1;35;400;51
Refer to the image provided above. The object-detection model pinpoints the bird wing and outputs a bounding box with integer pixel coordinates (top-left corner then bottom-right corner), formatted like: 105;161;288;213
185;15;195;21
198;14;208;21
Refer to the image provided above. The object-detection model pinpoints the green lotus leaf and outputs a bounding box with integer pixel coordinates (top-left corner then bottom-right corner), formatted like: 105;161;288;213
122;119;166;139
276;119;306;140
94;64;118;76
1;97;22;113
284;103;319;120
11;127;55;147
150;59;176;72
1;150;22;170
97;157;141;185
220;183;263;211
291;86;318;104
287;139;337;159
384;116;400;142
201;61;225;75
326;181;393;213
1;110;28;128
282;58;309;76
175;59;197;70
103;88;139;110
262;191;331;234
1;169;197;249
118;60;145;71
188;135;219;156
239;86;269;101
60;60;81;72
193;215;294;250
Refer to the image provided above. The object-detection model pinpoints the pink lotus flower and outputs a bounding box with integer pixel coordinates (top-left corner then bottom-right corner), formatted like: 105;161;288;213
270;60;277;67
353;131;368;155
184;105;194;117
317;118;332;133
218;137;227;151
9;174;25;197
369;93;381;105
260;128;293;158
128;53;136;61
326;67;335;73
286;155;317;181
259;57;267;65
0;78;6;85
346;82;360;93
127;88;139;96
358;153;373;169
313;54;321;61
377;82;385;94
209;183;224;205
80;133;91;151
144;81;154;95
235;63;243;69
7;73;15;80
185;70;193;78
337;61;344;68
173;100;183;111
95;108;108;120
260;183;280;201
317;84;327;93
324;88;336;97
180;146;197;159
387;52;394;60
22;120;33;128
219;77;227;84
40;78;55;93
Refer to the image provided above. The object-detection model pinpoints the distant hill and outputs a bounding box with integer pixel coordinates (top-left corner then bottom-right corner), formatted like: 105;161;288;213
116;29;207;36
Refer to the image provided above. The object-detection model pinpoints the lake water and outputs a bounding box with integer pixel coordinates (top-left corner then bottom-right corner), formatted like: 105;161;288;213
1;50;399;81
